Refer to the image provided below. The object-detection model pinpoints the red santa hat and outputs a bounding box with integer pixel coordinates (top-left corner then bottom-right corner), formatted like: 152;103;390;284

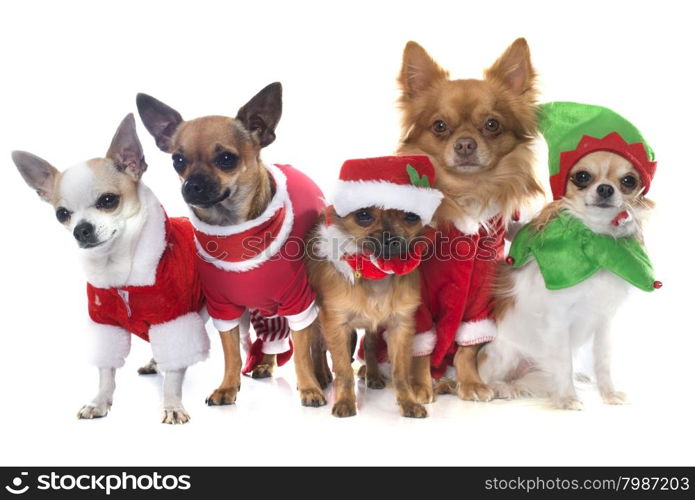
332;155;443;224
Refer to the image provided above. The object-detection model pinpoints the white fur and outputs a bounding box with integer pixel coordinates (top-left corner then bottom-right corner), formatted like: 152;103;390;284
480;262;631;410
285;300;318;331
412;329;436;356
89;320;131;369
80;182;166;288
192;164;294;272
455;318;497;346
313;223;359;284
149;312;210;371
451;203;501;235
332;180;443;225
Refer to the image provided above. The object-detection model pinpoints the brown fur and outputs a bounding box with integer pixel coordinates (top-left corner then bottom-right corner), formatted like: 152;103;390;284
305;208;429;417
137;84;328;408
395;39;543;402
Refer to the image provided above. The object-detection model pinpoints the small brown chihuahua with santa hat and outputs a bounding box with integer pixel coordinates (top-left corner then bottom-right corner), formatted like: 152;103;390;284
306;155;443;417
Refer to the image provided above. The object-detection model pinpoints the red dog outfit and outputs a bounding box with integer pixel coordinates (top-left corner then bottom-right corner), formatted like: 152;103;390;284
415;216;505;378
190;164;324;373
87;185;209;371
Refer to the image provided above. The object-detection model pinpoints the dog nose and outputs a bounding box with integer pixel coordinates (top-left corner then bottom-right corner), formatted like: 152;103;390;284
454;137;477;156
596;184;615;199
73;222;95;244
182;174;215;204
382;235;407;259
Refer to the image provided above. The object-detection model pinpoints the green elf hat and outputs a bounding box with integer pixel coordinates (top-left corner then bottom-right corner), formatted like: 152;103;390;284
538;102;657;200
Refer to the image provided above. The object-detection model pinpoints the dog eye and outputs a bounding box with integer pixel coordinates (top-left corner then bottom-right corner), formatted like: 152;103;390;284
484;118;500;132
571;170;592;188
172;153;187;173
56;207;71;223
432;120;449;134
96;193;120;210
355;209;374;226
404;212;421;224
621;175;637;189
215;152;239;171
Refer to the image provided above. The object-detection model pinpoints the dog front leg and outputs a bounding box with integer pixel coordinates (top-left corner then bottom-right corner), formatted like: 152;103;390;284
387;324;427;418
206;327;241;406
291;320;327;407
162;368;190;424
322;318;356;417
545;328;582;410
593;324;627;405
77;367;116;419
454;344;494;401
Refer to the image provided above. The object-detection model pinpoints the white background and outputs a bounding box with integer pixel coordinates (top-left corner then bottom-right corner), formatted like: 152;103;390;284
0;0;693;466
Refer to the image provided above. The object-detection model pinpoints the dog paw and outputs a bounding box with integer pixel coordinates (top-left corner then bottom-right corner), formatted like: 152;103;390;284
457;381;494;402
162;407;190;425
433;378;457;395
137;359;158;375
491;381;532;400
575;372;592;383
300;388;327;407
331;399;357;418
366;374;386;390
205;386;239;406
601;391;628;405
412;383;434;404
251;363;274;379
77;403;110;419
399;400;428;418
553;395;583;411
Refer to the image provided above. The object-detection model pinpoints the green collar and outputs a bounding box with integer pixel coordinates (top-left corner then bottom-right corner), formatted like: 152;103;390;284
508;211;657;291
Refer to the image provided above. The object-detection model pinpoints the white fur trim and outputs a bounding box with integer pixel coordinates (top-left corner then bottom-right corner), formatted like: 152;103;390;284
211;316;241;332
262;337;291;355
83;183;167;288
451;204;501;235
412;329;436;356
192;165;294;272
313;223;358;284
89;321;131;368
188;164;289;236
455;318;497;346
332;180;443;225
284;301;318;331
149;312;210;371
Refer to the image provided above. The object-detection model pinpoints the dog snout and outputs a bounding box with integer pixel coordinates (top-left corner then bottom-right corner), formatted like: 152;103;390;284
454;137;478;157
596;184;615;199
182;174;217;205
73;221;97;246
381;234;407;259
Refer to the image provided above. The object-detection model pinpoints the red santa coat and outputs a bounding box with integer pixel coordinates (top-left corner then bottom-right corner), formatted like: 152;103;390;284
86;186;209;371
190;164;324;373
359;215;505;379
416;215;505;378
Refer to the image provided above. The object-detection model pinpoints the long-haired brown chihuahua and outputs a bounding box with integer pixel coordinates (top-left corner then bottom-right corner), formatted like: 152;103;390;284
306;155;443;417
394;39;544;401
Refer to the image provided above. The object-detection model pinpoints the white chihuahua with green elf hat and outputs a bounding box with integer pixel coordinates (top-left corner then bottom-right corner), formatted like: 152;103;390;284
479;102;661;410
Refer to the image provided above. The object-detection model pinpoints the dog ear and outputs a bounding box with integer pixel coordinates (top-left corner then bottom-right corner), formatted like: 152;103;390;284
136;93;183;153
485;38;536;96
236;82;283;148
106;113;147;181
12;151;60;202
398;41;448;100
